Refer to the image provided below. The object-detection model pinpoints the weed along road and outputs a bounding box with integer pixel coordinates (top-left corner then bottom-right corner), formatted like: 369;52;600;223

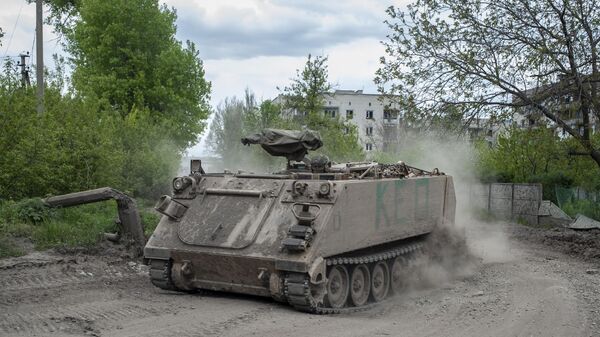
0;221;598;337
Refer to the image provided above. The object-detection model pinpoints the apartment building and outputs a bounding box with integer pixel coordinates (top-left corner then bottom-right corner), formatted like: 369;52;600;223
322;90;403;152
275;89;402;152
277;89;509;154
513;79;599;137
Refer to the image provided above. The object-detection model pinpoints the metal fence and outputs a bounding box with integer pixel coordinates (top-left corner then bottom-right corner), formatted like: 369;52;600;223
555;186;599;208
469;183;542;224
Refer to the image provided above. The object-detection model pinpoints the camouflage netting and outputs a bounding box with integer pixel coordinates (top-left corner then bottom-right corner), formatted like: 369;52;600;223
241;129;323;161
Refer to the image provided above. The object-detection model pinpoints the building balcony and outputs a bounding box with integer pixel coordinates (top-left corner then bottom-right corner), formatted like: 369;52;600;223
383;118;399;125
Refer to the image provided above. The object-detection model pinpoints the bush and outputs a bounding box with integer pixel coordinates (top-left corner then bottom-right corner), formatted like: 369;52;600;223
32;202;119;249
15;198;58;225
528;172;574;204
562;199;600;221
0;198;162;251
141;211;161;236
1;201;117;249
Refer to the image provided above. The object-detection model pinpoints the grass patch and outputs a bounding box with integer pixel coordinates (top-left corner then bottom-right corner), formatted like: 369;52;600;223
32;202;118;249
0;197;161;254
0;237;25;258
562;199;600;221
141;211;161;237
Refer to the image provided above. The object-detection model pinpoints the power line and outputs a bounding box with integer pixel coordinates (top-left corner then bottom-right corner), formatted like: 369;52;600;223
2;1;25;58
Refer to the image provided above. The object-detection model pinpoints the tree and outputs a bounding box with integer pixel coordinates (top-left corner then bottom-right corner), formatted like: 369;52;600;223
206;97;247;169
63;0;211;149
280;55;364;161
206;89;297;171
476;126;600;200
376;0;600;168
0;58;125;199
478;127;565;183
280;54;331;117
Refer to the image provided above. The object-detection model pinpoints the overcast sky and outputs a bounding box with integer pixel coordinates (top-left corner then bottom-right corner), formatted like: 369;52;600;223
0;0;408;154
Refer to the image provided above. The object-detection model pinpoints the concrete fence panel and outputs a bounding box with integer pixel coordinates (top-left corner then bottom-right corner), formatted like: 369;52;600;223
469;183;542;225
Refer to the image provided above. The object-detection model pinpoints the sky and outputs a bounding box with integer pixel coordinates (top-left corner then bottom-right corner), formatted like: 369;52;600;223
0;0;408;155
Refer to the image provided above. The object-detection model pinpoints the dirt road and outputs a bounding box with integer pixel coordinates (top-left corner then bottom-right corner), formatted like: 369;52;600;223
1;222;599;337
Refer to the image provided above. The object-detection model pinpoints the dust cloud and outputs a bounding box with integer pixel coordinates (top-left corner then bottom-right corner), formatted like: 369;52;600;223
383;131;514;289
198;129;514;289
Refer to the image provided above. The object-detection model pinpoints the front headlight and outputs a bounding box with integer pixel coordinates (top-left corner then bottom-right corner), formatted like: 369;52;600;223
172;177;192;192
319;182;331;196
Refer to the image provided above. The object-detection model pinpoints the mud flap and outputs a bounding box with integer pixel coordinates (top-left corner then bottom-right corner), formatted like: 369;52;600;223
308;257;326;284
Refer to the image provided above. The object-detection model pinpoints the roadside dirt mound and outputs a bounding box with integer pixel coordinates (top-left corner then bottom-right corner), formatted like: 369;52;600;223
511;224;600;261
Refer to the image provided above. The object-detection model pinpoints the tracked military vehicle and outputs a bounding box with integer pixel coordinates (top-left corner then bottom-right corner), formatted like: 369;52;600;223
144;129;456;313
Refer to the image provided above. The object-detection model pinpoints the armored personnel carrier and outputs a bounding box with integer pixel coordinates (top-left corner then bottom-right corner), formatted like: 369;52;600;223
144;129;456;313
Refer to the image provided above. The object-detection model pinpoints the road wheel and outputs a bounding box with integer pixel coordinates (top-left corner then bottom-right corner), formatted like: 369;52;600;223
390;256;408;294
350;264;371;306
371;261;390;302
324;265;349;308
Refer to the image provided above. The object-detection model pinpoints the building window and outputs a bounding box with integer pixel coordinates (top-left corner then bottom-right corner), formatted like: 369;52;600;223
366;126;373;136
368;102;371;106
346;110;354;119
383;109;399;120
349;101;352;106
324;107;338;118
366;143;373;151
366;110;374;119
344;127;349;134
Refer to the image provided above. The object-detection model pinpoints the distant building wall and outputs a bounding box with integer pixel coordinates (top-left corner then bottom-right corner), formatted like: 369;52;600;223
322;90;402;154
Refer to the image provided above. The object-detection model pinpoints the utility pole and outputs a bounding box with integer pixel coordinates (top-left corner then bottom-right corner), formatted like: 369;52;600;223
17;52;31;87
35;0;44;115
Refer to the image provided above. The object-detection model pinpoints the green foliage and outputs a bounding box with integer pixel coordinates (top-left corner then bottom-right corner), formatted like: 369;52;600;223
118;108;180;197
207;54;365;170
477;127;564;183
207;90;295;171
0;199;159;250
0;62;174;199
279;54;364;161
206;96;247;168
280;54;331;116
32;203;118;248
528;172;575;202
0;238;24;258
1;0;211;200
0;201;114;249
141;211;161;237
562;200;600;222
377;0;600;168
476;127;600;202
14;199;57;225
0;1;212;251
0;59;123;199
64;0;210;150
305;114;363;162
